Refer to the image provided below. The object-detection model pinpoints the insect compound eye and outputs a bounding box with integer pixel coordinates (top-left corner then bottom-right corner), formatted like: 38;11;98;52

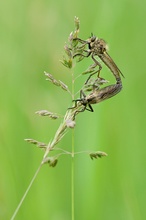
90;36;96;42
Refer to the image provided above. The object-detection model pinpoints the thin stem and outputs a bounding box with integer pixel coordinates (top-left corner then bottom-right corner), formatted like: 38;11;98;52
11;163;42;220
71;129;75;220
71;70;75;220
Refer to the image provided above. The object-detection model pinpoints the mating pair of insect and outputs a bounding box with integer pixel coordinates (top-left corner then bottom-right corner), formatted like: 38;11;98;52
70;34;124;119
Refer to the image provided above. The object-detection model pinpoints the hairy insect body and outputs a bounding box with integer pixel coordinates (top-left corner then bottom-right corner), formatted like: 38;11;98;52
88;37;108;55
71;82;122;118
74;35;124;84
81;82;122;107
71;34;124;119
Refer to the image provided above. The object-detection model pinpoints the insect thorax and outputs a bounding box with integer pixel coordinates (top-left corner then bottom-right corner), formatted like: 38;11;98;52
88;37;108;55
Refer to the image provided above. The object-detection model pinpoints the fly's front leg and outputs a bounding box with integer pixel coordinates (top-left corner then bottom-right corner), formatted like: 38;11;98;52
73;50;91;59
73;105;87;120
68;98;81;110
73;38;88;45
91;54;102;78
85;104;94;112
69;89;85;110
85;54;102;84
73;38;89;58
80;89;86;99
71;90;88;119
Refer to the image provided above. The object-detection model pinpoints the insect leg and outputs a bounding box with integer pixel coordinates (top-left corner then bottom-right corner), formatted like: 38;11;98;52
73;105;87;119
85;104;94;112
84;54;102;84
68;98;81;110
91;54;102;77
73;50;91;59
80;89;86;98
69;89;85;111
73;38;88;45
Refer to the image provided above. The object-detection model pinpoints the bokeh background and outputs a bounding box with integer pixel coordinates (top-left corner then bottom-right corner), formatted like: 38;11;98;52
0;0;146;219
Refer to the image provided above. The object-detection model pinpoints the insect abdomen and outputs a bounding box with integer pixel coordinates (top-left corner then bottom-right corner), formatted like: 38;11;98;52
90;82;122;104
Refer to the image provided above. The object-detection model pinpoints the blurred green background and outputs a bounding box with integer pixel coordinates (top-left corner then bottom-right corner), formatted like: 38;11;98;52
0;0;146;219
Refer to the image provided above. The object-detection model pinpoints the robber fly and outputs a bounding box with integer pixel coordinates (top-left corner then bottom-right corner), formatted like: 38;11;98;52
71;81;122;119
73;34;124;84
